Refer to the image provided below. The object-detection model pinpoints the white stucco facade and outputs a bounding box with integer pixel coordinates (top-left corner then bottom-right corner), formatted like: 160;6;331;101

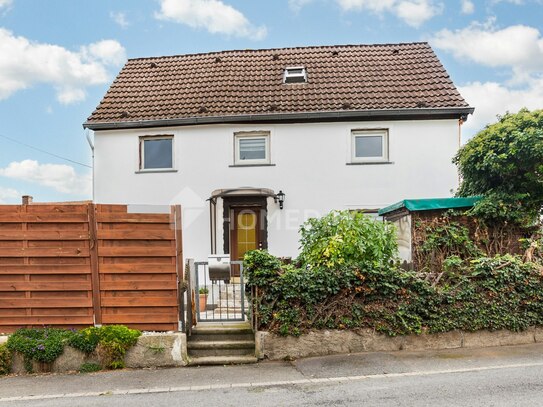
93;118;461;261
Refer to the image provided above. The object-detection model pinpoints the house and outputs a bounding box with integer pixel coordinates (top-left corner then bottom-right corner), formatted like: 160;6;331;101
84;42;473;262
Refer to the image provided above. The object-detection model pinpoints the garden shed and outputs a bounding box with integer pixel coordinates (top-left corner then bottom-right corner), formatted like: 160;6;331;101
378;197;482;265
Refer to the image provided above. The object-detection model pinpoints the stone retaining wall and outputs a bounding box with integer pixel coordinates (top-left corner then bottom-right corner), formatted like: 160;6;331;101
3;332;188;374
256;327;543;360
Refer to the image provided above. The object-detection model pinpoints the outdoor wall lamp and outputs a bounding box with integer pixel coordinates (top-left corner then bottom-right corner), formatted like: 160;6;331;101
275;190;285;210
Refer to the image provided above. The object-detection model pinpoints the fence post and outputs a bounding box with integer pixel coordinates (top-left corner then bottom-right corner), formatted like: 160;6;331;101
87;203;102;326
173;205;184;332
186;258;196;335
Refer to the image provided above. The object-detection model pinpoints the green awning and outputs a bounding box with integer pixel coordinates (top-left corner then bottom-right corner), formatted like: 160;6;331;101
378;196;482;216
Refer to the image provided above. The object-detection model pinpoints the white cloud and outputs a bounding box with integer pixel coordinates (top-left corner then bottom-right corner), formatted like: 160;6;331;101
0;186;18;203
395;1;442;27
460;0;474;14
336;0;442;27
0;29;126;104
431;20;543;79
460;79;543;138
81;39;127;66
289;0;314;11
0;160;91;196
110;11;130;28
491;0;524;4
155;0;267;39
432;20;543;139
0;0;12;9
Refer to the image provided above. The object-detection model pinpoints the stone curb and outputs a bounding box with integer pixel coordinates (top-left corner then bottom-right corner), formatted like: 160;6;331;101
2;361;543;403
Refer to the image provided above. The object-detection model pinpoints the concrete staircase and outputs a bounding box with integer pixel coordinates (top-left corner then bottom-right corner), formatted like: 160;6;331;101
187;322;257;366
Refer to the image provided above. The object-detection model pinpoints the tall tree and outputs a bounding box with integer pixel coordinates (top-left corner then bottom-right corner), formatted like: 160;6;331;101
454;108;543;226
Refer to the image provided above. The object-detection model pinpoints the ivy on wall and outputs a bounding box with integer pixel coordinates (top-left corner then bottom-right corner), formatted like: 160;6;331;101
245;210;543;337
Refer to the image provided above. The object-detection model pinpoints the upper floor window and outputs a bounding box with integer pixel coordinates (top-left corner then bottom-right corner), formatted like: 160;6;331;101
351;129;389;163
234;132;270;165
140;136;174;170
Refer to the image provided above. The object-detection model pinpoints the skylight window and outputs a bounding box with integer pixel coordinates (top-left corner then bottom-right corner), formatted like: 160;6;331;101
283;67;307;84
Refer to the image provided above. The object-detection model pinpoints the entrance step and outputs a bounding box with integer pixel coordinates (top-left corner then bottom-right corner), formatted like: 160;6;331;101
187;323;256;365
190;324;254;342
187;355;258;366
188;340;255;357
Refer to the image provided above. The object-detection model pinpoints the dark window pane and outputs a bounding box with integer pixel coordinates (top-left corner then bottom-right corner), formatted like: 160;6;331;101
355;135;383;158
144;139;173;169
239;138;266;160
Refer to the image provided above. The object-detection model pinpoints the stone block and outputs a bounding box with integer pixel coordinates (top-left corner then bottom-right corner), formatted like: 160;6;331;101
535;327;543;343
462;329;535;348
52;346;87;372
402;331;463;351
124;333;186;368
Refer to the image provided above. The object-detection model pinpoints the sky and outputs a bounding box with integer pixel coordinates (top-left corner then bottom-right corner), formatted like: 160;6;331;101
0;0;542;203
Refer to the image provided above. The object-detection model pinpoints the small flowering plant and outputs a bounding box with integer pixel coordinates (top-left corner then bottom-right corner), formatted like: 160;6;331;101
7;327;72;365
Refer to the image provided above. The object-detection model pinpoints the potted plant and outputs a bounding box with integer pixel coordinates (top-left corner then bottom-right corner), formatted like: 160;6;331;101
198;287;209;312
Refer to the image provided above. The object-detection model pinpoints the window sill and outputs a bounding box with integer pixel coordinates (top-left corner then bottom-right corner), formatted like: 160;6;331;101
347;161;394;166
229;164;276;168
135;169;178;174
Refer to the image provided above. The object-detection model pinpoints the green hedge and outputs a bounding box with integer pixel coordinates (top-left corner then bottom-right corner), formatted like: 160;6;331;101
0;343;11;375
245;250;543;336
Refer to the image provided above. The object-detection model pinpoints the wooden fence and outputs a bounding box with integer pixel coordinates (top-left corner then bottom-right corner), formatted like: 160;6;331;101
0;203;182;333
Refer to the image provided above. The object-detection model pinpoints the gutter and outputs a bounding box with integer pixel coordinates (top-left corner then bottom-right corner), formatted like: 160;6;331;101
83;107;475;131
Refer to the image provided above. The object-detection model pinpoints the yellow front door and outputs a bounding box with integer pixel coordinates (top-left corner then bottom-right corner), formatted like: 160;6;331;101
231;208;261;275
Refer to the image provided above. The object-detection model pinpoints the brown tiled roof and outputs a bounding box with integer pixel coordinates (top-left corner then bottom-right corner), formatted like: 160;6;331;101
85;42;471;128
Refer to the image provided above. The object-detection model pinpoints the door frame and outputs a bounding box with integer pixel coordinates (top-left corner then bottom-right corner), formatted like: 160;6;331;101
222;196;268;256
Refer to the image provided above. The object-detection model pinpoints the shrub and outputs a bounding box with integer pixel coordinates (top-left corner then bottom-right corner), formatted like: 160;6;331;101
246;250;543;337
454;108;543;226
68;327;100;354
7;328;72;371
0;343;11;375
297;210;398;269
95;325;141;369
6;325;141;372
413;214;483;274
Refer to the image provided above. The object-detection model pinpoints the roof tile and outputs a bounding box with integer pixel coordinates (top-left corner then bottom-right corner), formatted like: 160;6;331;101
85;42;470;125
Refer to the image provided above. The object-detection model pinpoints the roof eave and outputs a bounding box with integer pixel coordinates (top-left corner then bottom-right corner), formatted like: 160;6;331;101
83;107;475;131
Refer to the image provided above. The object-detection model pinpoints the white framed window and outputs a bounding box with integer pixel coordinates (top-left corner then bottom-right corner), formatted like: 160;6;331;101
351;129;389;163
234;132;270;165
139;135;174;170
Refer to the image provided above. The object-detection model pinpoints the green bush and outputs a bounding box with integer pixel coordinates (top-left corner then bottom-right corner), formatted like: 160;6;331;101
0;343;11;375
246;250;543;337
7;328;72;370
454;108;543;226
7;325;141;372
68;327;100;354
297;210;397;269
95;325;141;369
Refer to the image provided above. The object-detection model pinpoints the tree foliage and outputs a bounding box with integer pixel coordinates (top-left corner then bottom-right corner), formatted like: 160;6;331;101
297;210;398;269
454;108;543;225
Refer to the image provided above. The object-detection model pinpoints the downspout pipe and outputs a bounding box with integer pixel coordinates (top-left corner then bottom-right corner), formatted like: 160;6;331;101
85;130;95;202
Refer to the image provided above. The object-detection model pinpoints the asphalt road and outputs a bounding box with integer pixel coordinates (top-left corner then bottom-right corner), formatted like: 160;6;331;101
3;344;543;406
